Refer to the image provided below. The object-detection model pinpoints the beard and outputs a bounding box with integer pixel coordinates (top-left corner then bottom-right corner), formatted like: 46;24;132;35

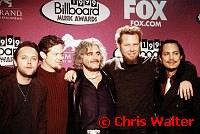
123;55;138;65
165;67;177;72
17;68;37;78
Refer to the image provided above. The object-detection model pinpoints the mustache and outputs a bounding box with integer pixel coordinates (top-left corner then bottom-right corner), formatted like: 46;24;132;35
91;60;100;63
166;60;177;63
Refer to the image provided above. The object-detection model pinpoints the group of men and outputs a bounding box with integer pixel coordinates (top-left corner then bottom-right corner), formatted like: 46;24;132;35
0;25;199;134
0;35;68;134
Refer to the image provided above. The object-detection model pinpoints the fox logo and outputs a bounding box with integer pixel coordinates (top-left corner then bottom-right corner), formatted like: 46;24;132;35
0;0;12;7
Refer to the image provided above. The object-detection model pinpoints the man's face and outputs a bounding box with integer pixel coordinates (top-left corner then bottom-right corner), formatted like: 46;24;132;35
118;34;140;64
42;44;64;71
160;43;183;71
82;45;101;71
14;46;38;77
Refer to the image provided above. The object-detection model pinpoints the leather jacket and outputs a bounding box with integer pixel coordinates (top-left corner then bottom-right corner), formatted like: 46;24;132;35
68;70;115;134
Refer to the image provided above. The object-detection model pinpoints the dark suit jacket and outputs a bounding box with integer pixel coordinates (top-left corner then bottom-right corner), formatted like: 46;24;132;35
0;74;48;134
68;70;115;134
154;63;199;134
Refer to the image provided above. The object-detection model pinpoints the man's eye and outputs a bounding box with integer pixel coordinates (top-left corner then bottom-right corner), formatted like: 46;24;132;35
32;58;37;61
174;52;179;55
21;57;26;59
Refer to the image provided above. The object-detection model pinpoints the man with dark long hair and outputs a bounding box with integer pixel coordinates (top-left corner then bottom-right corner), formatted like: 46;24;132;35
154;39;199;134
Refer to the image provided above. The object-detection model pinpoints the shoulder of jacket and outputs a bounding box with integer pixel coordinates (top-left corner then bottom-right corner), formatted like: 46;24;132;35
32;78;47;89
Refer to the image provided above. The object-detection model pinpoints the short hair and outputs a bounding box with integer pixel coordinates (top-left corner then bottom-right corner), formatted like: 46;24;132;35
115;25;143;44
38;35;64;54
73;38;107;69
13;41;39;60
158;39;185;62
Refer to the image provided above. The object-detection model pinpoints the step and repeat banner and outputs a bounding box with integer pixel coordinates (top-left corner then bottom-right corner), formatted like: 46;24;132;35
0;0;200;75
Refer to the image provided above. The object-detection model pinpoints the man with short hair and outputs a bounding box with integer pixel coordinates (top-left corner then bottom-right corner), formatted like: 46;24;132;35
104;26;196;134
0;35;69;134
0;41;47;134
37;35;68;134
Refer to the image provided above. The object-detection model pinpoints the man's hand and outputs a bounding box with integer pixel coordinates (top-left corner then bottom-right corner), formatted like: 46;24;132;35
64;70;77;82
177;80;193;100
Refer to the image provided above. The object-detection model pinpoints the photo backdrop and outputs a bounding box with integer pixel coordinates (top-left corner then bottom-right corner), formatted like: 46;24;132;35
1;0;200;75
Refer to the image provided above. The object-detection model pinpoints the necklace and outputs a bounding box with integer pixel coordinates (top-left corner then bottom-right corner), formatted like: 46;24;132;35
17;84;30;102
85;71;100;80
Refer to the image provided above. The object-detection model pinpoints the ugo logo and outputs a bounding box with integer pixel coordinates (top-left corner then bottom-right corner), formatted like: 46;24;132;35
124;0;167;20
41;0;110;25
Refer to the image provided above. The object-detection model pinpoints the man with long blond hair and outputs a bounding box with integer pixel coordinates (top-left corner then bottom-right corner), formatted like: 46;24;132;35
68;38;115;134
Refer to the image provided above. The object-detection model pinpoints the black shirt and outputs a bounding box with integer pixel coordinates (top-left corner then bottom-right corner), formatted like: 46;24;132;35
10;84;32;134
80;75;114;130
104;57;155;127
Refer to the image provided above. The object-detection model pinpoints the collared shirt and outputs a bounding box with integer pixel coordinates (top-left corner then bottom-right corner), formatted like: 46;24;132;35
80;74;114;130
161;77;174;95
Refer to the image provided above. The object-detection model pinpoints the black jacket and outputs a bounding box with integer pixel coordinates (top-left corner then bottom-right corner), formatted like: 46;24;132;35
154;61;200;134
0;74;47;134
68;70;115;134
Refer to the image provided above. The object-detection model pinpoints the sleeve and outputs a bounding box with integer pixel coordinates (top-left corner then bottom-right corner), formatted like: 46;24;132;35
193;77;200;134
37;84;48;134
0;66;14;79
67;82;75;134
180;61;197;82
102;59;114;77
0;80;3;108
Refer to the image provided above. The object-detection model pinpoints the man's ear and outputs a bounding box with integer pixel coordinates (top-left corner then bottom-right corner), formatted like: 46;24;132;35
159;56;162;63
40;51;46;59
117;43;120;49
13;59;17;67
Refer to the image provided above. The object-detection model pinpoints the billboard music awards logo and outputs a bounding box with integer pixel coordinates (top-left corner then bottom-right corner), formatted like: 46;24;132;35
0;0;23;20
0;35;21;66
124;0;167;27
41;0;110;25
113;39;162;59
61;34;81;64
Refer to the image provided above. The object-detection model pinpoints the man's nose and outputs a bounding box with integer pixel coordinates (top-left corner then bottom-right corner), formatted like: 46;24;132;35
27;58;31;64
169;54;174;60
130;44;135;51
